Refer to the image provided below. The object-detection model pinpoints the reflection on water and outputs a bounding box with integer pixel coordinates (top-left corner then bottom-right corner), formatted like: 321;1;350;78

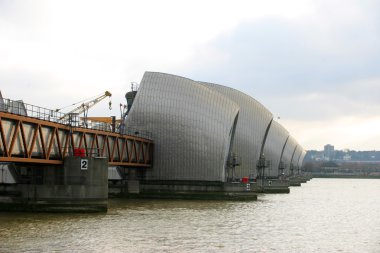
1;179;380;252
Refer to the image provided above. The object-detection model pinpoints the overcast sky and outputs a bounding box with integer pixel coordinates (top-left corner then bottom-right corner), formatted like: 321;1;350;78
1;0;379;150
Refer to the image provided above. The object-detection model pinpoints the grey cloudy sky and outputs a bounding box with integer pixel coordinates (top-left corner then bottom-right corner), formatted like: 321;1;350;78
1;0;379;150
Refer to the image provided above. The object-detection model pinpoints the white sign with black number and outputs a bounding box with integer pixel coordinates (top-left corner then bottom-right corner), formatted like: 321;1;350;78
81;159;88;170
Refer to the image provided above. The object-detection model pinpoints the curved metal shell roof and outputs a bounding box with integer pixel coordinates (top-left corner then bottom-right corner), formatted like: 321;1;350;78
126;72;240;181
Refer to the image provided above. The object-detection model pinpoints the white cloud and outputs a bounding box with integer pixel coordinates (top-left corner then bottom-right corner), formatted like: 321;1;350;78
282;115;380;150
1;0;380;150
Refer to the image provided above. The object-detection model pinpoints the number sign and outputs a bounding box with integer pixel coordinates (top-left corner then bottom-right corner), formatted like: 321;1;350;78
81;159;88;170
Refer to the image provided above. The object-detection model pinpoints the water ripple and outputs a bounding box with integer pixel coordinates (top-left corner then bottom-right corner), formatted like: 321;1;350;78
1;179;380;252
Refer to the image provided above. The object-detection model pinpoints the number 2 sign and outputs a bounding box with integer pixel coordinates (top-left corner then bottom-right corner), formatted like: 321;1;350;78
81;159;88;170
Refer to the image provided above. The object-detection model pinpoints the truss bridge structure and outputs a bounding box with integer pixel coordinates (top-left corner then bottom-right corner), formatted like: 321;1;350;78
0;97;153;168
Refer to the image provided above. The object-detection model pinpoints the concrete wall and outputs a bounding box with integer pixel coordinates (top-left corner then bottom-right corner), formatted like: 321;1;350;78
63;157;108;193
0;157;109;212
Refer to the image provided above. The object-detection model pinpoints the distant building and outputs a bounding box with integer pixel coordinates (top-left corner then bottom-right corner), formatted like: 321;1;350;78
343;153;351;161
324;144;335;161
305;149;380;163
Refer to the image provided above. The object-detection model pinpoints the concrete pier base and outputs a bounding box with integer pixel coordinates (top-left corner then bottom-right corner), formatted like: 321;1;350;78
117;181;258;201
289;179;301;186
0;157;108;212
126;180;140;194
289;176;309;186
254;179;290;193
0;197;108;213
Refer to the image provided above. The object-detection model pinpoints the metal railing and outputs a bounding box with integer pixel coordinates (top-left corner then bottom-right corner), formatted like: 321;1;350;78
0;97;152;139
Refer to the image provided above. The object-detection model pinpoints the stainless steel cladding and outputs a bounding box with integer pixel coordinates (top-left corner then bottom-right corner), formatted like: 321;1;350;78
263;120;289;177
202;83;273;178
291;145;303;169
298;150;307;168
125;71;305;182
0;91;6;112
125;72;240;182
9;100;27;116
281;136;298;176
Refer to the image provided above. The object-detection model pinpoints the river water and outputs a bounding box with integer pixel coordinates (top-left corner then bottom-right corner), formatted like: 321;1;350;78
1;178;380;252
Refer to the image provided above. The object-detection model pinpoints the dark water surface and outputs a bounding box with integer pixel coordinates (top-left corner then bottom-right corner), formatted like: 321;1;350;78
1;178;380;252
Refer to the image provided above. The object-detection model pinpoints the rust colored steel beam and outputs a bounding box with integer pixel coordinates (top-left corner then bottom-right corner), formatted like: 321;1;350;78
0;112;153;167
0;157;63;164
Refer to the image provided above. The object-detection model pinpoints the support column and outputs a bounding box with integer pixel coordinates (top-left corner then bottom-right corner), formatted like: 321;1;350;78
0;157;109;212
127;168;140;194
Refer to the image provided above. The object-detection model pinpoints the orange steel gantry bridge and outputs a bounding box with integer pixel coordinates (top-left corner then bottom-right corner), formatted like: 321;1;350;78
0;98;153;167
